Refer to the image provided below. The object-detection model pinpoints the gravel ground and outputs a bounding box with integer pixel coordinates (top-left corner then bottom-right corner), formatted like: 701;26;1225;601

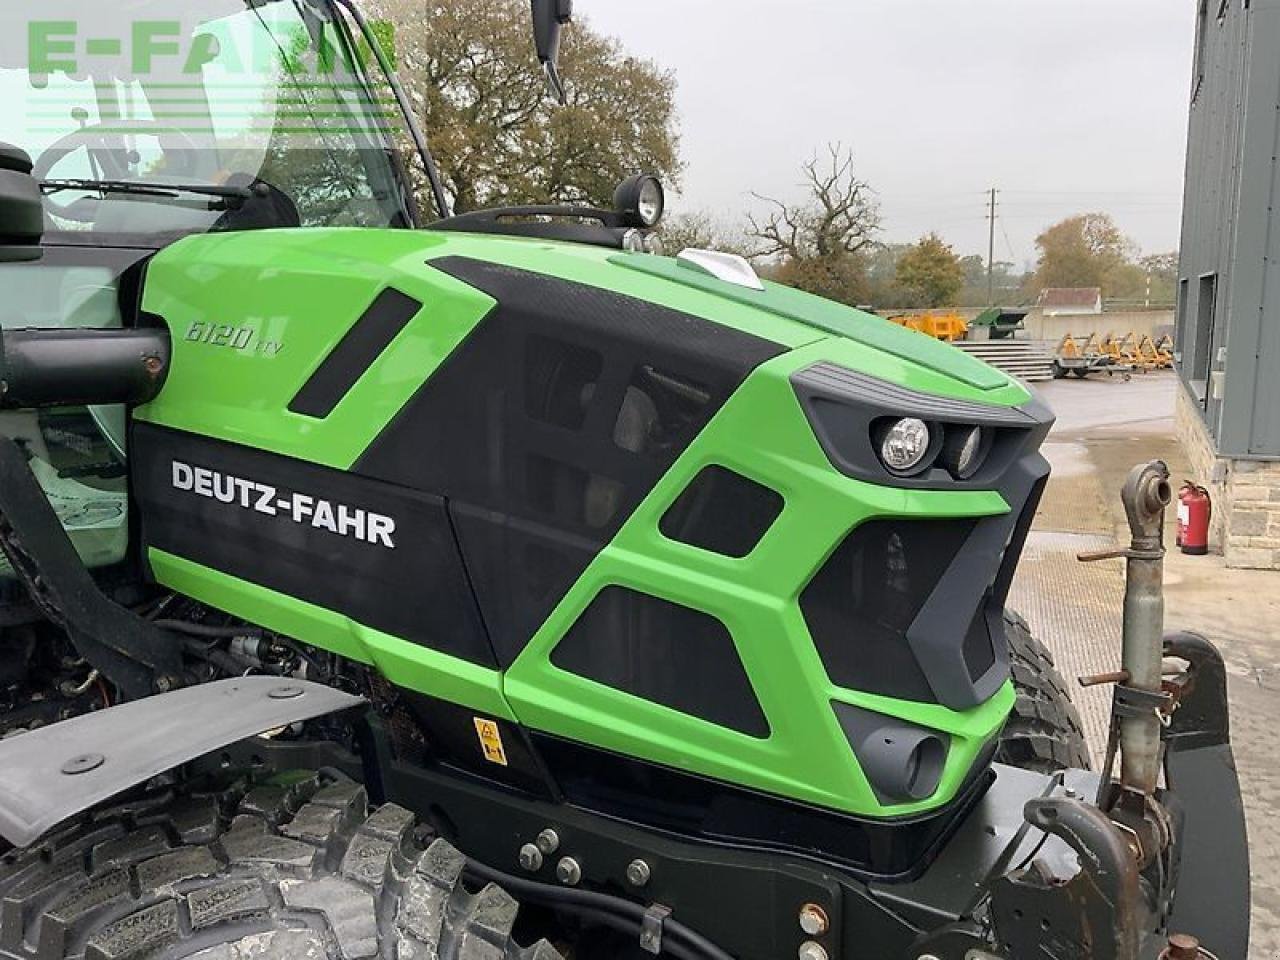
1010;370;1278;958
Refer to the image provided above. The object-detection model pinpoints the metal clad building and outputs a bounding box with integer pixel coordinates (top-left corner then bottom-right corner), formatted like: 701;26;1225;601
1177;0;1280;458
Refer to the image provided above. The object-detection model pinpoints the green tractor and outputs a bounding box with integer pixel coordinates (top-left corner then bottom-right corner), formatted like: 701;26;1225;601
0;3;1250;958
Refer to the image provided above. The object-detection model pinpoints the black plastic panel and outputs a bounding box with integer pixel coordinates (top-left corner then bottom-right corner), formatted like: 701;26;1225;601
790;362;1053;491
288;288;422;419
833;702;949;805
660;465;784;558
131;422;496;667
356;258;786;666
551;586;769;737
801;518;976;702
531;732;996;880
395;691;558;800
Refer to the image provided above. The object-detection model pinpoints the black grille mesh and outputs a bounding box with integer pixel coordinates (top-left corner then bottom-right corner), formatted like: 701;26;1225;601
800;518;976;702
660;466;784;558
552;586;770;737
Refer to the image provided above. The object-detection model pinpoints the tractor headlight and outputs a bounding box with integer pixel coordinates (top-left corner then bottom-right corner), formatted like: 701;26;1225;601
877;418;933;475
939;426;989;480
614;174;665;229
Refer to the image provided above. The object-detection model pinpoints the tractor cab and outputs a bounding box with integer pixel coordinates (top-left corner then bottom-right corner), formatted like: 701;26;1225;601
0;0;436;575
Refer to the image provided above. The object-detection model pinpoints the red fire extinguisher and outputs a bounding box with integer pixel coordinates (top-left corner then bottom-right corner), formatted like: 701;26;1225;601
1177;482;1211;556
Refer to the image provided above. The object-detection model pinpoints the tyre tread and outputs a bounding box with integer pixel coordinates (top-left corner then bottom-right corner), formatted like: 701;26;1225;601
995;610;1092;774
0;774;561;960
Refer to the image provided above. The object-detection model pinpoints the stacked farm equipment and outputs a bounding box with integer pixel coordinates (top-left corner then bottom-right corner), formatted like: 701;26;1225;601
1054;332;1176;380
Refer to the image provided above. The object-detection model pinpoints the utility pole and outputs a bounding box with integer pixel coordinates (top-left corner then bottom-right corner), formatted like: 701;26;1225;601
986;187;998;306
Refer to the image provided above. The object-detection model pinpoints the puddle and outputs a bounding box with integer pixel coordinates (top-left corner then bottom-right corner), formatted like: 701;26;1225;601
1040;441;1092;477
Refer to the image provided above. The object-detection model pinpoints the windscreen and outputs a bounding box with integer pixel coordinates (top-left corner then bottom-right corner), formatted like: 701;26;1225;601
0;0;418;244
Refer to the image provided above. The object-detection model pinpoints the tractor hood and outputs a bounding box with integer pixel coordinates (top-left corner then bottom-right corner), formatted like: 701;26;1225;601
412;229;1031;409
136;225;1034;476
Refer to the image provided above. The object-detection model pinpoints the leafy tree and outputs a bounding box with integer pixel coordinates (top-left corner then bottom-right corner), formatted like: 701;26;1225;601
959;254;987;290
746;144;881;305
1032;213;1137;296
862;243;910;307
1138;251;1180;304
1141;252;1180;279
770;254;870;307
371;0;681;212
894;233;964;308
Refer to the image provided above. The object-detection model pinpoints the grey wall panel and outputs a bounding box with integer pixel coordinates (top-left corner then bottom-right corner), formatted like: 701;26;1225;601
1243;1;1280;455
1177;0;1280;457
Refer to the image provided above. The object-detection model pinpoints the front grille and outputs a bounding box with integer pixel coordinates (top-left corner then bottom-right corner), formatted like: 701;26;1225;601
800;518;977;702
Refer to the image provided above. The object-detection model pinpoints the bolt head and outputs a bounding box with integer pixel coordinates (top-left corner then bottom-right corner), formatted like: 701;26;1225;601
518;843;543;873
535;828;561;855
625;858;651;888
1165;933;1202;960
61;753;105;775
555;856;581;886
798;903;829;937
269;685;304;700
798;941;829;960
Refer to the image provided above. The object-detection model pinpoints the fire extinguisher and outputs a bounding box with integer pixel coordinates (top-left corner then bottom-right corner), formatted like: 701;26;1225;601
1177;482;1211;556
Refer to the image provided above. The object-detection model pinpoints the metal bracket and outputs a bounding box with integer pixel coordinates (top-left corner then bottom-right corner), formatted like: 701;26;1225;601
639;903;672;956
1114;684;1174;722
0;677;364;847
0;437;184;698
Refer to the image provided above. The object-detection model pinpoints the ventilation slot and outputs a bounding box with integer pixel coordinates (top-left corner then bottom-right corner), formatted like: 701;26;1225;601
288;287;421;419
660;466;783;558
552;586;769;737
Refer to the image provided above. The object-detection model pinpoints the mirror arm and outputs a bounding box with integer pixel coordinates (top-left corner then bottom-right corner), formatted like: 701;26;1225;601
544;61;568;106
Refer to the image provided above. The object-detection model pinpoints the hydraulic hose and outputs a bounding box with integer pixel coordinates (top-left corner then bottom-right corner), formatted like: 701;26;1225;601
464;859;735;960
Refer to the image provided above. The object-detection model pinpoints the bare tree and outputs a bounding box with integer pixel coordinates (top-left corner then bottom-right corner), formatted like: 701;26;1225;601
746;144;881;260
660;210;750;256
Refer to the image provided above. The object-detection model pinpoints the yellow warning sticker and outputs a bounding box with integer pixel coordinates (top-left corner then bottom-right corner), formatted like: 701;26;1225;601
473;717;509;766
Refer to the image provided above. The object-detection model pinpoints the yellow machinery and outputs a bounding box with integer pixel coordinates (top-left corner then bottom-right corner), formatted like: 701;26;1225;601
1137;335;1172;369
1100;332;1165;373
1054;332;1131;380
889;311;969;342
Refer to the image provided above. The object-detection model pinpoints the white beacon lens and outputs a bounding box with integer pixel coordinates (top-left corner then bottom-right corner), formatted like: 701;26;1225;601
637;179;664;226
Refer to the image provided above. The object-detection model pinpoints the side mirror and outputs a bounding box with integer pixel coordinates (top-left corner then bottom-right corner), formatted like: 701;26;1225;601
531;0;573;105
0;144;42;263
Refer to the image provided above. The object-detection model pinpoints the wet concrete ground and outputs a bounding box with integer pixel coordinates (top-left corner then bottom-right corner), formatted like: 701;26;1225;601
1008;370;1279;958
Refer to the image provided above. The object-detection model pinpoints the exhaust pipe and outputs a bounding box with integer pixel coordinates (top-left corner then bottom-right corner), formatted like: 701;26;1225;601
0;328;171;409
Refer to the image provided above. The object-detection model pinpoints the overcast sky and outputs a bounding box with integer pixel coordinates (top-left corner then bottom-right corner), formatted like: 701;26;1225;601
587;1;1195;268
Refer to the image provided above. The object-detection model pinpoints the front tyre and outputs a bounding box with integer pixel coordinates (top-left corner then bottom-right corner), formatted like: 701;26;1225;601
0;771;561;960
995;610;1091;774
